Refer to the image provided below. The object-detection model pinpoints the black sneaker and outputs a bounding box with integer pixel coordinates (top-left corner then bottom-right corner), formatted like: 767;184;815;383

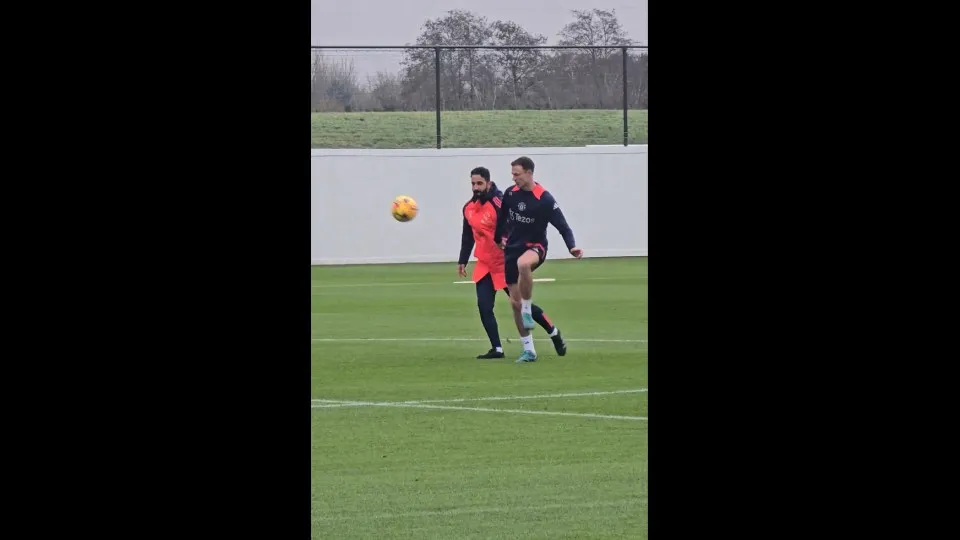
551;329;567;356
477;349;505;359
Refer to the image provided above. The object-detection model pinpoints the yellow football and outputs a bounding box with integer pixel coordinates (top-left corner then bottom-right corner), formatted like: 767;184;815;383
391;195;418;222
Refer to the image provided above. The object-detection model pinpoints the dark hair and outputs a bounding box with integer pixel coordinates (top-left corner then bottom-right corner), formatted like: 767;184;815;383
470;166;490;181
511;156;535;172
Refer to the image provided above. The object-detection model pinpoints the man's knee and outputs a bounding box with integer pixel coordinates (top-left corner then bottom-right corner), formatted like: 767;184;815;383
517;252;539;272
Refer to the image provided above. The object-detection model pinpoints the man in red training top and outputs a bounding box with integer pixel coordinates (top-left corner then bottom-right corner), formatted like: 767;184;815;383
458;166;567;359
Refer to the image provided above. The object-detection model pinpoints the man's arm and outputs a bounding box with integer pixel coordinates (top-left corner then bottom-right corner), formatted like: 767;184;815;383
489;192;503;228
546;194;577;251
458;213;475;265
493;193;508;247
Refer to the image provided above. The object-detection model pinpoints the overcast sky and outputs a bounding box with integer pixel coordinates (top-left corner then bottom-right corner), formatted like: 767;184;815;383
312;0;648;82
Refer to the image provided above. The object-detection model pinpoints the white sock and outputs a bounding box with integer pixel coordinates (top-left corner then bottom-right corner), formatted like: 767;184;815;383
549;327;559;337
521;299;532;314
521;335;535;352
495;346;503;353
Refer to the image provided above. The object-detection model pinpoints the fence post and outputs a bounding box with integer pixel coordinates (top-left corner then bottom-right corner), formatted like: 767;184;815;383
435;47;442;149
622;46;629;147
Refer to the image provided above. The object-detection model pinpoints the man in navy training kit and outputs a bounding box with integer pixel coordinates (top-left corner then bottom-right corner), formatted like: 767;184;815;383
495;156;583;363
458;166;567;359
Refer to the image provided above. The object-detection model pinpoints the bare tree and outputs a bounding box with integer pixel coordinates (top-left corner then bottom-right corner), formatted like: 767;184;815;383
558;9;633;107
311;51;361;112
491;21;547;108
381;9;644;112
629;52;648;109
368;71;403;111
401;10;496;110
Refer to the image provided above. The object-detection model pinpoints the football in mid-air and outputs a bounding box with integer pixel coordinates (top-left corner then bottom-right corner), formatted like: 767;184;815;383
392;195;418;222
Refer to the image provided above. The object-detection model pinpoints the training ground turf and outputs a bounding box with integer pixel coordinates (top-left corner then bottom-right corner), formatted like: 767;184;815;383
312;256;648;539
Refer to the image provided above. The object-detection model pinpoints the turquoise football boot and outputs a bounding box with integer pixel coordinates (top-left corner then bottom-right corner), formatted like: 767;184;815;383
516;350;538;363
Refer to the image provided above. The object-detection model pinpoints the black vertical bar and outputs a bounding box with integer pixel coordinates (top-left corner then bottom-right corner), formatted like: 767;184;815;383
622;46;629;147
435;47;442;149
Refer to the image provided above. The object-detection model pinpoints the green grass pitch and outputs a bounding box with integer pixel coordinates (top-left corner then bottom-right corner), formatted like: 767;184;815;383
311;109;649;149
312;256;648;539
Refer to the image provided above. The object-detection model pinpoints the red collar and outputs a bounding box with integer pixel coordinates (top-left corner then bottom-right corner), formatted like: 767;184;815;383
511;182;545;200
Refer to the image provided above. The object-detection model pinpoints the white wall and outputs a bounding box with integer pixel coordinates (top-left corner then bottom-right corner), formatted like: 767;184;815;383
311;146;647;265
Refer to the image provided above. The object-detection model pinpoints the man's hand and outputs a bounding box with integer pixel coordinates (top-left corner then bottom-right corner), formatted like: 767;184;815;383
498;239;506;250
457;264;467;277
569;247;583;259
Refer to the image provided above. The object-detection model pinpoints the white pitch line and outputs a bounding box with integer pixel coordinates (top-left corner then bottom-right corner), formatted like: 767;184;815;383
453;278;555;284
311;337;646;343
310;389;648;420
365;402;647;421
312;281;436;289
577;276;648;281
398;388;647;404
311;402;371;408
312;275;647;288
314;499;642;522
310;388;647;405
315;401;378;407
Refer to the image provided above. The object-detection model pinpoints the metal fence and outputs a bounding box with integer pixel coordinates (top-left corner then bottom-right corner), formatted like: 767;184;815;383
311;46;648;149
